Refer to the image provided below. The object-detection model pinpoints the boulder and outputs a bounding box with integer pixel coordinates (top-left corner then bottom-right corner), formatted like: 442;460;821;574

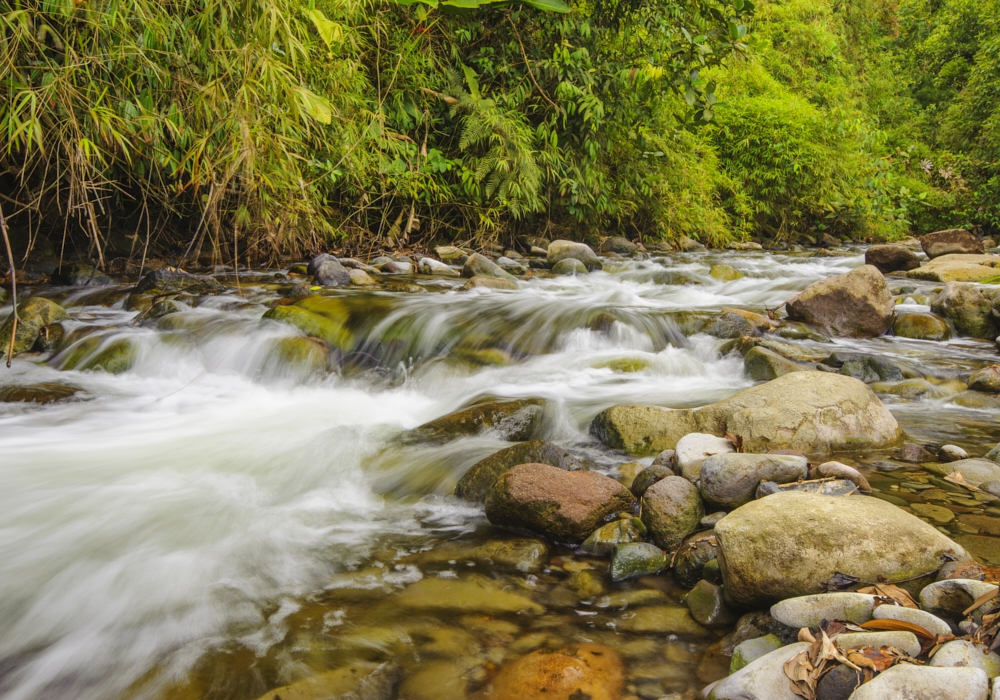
313;257;351;287
676;433;736;481
590;371;902;456
630;464;674;498
418;257;459;277
919;579;999;617
710;264;744;282
599;236;638;255
707;643;810;700
931;283;998;338
0;382;80;404
462;253;517;282
408;399;544;443
925;459;1000;487
714;492;970;607
930;640;1000;678
641;476;704;550
485;463;636;544
744;346;806;381
893;313;951;341
921;229;985;259
551;258;588;275
837;355;903;383
454;440;586;503
969;365;1000;393
770;592;876;628
546;240;602;271
134;268;225;294
610;542;668;581
785;265;894;338
848;664;988;700
908;253;1000;283
866;244;921;274
699;453;809;509
0;297;69;358
483;643;625;700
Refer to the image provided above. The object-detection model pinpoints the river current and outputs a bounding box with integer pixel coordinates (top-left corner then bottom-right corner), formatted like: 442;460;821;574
1;248;998;700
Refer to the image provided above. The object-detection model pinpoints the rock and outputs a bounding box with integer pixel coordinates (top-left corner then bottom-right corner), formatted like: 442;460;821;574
496;257;528;275
715;492;970;607
0;383;81;404
251;661;399;700
711;311;760;339
848;664;988;700
600;236;638;255
641;476;704;549
785;265;894;338
758;478;858;498
676;433;736;481
581;519;641;556
925;459;1000;487
710;264;744;281
921;229;985;259
134;269;225;294
551;258;588;275
744;346;806;381
435;245;466;261
630;464;674;498
930;640;1000;678
898;443;937;463
78;337;136;374
988;444;1000;464
395;576;544;614
866;244;922;274
770;592;876;628
263;305;353;350
969;365;1000;393
673;531;719;588
920;579;999;617
418;257;459;276
707;643;810;700
839;357;903;384
956;536;1000;565
730;635;783;673
893;313;952;341
313;258;351;286
0;297;69;358
873;605;952;637
464;276;518;291
409;399;544;443
347;268;377;286
462;253;517;282
724;308;775;332
590;372;902;456
686;580;737;627
619;605;710;636
455;440;585;503
814;663;862;700
812;461;871;491
55;262;114;286
939;444;970;462
652;448;676;468
908;253;1000;283
546;240;602;271
610;542;667;581
677;235;703;251
483;643;624;700
837;630;921;657
700;453;809;509
485;463;636;544
931;283;998;338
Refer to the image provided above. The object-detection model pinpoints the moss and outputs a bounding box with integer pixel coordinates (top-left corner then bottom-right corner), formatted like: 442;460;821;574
262;304;354;350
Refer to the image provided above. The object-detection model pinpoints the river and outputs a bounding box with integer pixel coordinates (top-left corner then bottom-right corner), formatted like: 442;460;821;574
1;247;998;700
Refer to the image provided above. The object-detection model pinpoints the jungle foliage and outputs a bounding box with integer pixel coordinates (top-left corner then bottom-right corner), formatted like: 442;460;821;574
0;0;996;263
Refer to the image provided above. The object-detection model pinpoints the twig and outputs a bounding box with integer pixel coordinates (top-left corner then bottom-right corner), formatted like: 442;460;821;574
507;15;562;113
0;202;19;368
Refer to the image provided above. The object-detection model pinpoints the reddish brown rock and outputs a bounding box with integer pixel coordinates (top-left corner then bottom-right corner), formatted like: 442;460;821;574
785;265;894;338
865;244;921;274
921;229;984;259
484;643;625;700
485;463;636;543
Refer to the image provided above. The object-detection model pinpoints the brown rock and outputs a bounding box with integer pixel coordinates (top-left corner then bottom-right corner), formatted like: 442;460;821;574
920;229;984;259
865;244;921;274
898;443;937;463
485;463;636;544
455;441;586;503
484;643;625;700
785;265;895;338
969;365;1000;393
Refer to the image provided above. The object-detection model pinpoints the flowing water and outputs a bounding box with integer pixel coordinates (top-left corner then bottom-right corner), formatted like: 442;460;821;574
2;248;1000;700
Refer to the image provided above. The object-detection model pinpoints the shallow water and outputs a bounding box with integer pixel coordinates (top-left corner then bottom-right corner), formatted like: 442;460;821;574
1;248;999;700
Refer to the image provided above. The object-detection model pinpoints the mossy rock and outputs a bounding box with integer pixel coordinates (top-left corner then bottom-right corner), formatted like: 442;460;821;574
455;439;586;503
269;336;331;374
893;312;951;341
0;297;69;358
80;338;137;374
407;398;545;443
0;382;82;404
710;264;743;281
451;347;513;366
594;357;650;373
262;304;354;350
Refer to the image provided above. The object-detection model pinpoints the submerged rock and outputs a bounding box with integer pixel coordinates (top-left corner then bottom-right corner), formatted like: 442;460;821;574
590;371;902;455
395;576;544;614
408;399;545;443
893;312;951;341
485;463;636;544
252;661;399;700
969;365;1000;393
714;492;969;607
551;258;588;275
484;643;624;700
619;605;710;636
686;580;737;626
610;542;668;581
262;305;353;350
785;264;894;338
455;440;585;503
925;459;1000;486
921;229;985;259
581;518;641;556
0;383;81;404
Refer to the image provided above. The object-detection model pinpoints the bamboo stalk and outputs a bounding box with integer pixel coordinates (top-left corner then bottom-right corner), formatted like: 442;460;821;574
0;203;19;368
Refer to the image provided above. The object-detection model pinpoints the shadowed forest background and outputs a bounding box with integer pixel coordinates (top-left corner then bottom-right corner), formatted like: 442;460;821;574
0;0;998;264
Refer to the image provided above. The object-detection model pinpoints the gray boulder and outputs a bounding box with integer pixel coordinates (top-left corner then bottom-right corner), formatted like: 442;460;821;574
699;453;809;509
921;229;985;259
462;253;517;282
547;240;603;271
641;476;704;550
314;258;352;286
848;664;988;700
714;492;970;607
785;264;895;338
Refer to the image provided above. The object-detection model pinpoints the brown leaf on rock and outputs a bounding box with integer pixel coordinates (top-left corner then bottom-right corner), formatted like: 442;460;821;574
859;619;934;640
944;471;986;493
784;629;860;699
725;432;743;452
857;583;918;609
846;645;918;673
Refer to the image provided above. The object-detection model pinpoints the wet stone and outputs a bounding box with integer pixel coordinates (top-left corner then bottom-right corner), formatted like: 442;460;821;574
581;519;641;557
408;399;545;443
672;530;718;588
771;592;876;628
610;542;667;581
619;605;710;637
849;664;989;700
394;576;544;614
873;604;953;637
685;580;736;627
454;440;585;503
730;634;782;673
630;464;673;498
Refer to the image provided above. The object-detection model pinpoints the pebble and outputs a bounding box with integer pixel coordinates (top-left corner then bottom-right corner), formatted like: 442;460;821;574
770;592;876;628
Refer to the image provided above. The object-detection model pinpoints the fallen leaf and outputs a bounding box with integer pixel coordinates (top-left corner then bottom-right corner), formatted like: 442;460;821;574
944;471;986;493
846;645;912;673
860;619;934;640
858;583;919;609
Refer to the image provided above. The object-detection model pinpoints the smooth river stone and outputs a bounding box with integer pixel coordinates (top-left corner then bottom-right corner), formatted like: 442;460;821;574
930;640;1000;678
707;643;810;700
848;664;989;700
836;630;921;657
919;579;999;617
770;592;876;628
873;604;953;637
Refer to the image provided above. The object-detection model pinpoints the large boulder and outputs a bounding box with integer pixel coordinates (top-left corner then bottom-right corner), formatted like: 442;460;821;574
931;282;998;338
785;264;894;337
921;229;985;259
407;399;544;443
866;244;922;274
310;255;351;286
908;254;1000;283
454;440;586;503
546;240;602;271
0;297;69;358
699;453;809;509
714;492;970;607
640;476;704;550
485;463;636;544
589;371;902;456
462;253;518;282
743;346;806;381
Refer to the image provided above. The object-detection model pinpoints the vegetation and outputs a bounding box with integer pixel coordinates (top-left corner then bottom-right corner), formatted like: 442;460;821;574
0;0;996;264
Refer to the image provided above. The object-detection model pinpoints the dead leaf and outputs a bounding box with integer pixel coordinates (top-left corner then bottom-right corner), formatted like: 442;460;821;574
944;471;985;493
824;572;861;591
846;645;914;673
860;619;934;640
725;432;743;452
799;627;817;643
784;629;860;699
857;583;918;609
